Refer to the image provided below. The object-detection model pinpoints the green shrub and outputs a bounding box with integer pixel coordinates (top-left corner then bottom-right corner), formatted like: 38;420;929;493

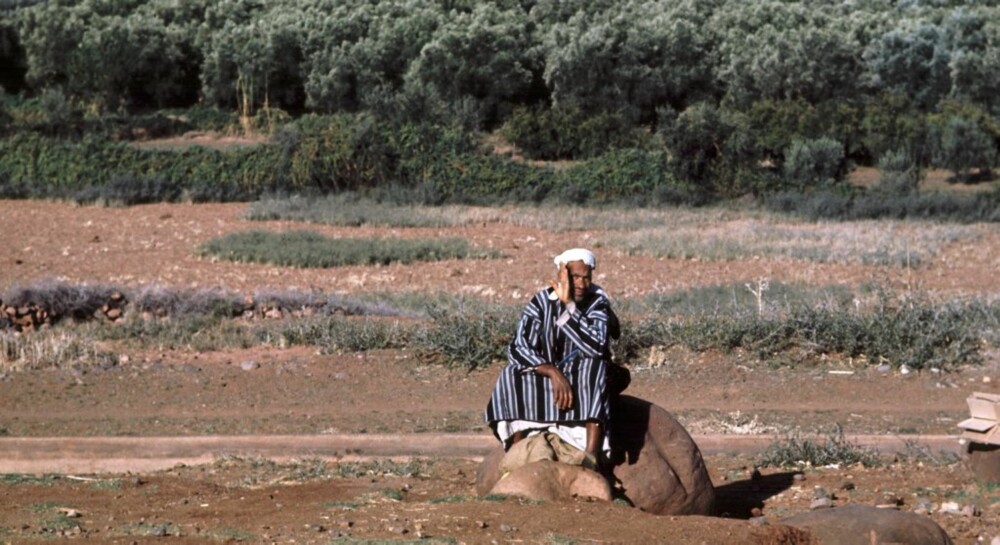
928;115;997;183
73;173;183;206
783;137;846;189
554;149;704;206
501;103;649;160
199;230;492;268
876;149;920;195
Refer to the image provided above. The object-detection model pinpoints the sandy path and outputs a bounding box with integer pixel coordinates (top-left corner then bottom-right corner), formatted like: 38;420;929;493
0;433;963;474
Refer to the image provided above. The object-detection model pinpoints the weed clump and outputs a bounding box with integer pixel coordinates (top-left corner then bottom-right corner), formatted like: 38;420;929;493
757;426;883;468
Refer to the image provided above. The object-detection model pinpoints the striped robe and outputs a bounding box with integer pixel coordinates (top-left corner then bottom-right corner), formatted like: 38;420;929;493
485;287;613;443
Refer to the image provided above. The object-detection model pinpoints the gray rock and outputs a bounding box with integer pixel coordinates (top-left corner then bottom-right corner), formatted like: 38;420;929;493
240;360;260;371
783;504;953;545
810;497;834;510
812;486;831;500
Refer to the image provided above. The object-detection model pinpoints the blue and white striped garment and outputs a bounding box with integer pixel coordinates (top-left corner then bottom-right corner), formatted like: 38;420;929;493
485;287;612;444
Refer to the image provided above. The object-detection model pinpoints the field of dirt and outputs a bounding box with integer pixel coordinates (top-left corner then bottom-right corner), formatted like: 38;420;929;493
2;198;1000;544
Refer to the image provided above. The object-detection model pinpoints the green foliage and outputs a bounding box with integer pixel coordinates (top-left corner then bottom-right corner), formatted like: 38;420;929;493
876;149;921;195
543;1;717;121
501;103;648;160
783;137;846;189
928;115;997;182
0;132;282;200
404;3;537;124
659;102;732;186
555;149;703;206
199;230;491;268
757;426;883;468
719;15;861;106
73;172;183;206
860;93;928;164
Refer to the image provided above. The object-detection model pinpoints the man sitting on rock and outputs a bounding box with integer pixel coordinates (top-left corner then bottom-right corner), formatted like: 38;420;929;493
485;248;627;472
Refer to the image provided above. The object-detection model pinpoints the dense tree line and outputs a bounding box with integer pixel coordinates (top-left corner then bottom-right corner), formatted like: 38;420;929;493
1;0;1000;201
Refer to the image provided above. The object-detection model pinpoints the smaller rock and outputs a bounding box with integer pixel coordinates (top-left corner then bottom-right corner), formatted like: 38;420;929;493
984;376;992;384
793;473;806;482
500;524;514;533
749;516;768;526
810;498;834;510
900;364;913;375
812;486;831;500
476;521;487;529
960;505;979;517
240;360;260;371
839;481;855;491
388;526;407;534
939;501;961;514
876;364;892;373
750;507;763;517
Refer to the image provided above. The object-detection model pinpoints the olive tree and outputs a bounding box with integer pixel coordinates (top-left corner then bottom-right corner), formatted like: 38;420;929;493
404;3;538;125
303;1;441;113
543;0;718;121
929;115;996;182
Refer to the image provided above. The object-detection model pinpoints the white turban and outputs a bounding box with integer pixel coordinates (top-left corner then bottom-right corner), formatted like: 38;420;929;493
554;248;596;270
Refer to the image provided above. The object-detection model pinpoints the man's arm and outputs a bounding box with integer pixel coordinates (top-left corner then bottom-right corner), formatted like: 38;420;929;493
555;296;610;358
507;298;548;369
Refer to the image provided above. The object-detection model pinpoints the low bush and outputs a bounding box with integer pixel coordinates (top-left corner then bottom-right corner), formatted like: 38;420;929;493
765;188;1000;222
245;193;507;228
554;149;705;206
199;230;494;268
417;303;519;370
876;149;921;195
665;299;992;371
73;173;183;206
757;426;883;468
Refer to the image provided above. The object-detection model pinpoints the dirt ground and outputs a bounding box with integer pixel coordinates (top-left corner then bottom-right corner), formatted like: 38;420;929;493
2;199;1000;544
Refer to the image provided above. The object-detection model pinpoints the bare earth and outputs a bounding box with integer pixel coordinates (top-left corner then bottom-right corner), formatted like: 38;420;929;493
2;199;1000;544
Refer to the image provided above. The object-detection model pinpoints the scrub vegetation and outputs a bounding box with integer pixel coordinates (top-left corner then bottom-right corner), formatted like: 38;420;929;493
4;280;997;373
0;0;998;214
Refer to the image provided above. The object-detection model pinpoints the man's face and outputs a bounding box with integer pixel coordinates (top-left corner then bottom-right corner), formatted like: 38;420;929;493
566;260;593;302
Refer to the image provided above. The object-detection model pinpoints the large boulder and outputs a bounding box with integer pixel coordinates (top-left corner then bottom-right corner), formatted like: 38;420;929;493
477;395;716;516
782;504;953;545
490;460;613;502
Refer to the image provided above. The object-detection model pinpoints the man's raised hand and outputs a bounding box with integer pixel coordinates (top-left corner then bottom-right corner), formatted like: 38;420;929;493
549;263;571;305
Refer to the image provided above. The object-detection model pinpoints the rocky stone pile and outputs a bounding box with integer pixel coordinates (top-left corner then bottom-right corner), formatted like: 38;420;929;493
1;291;128;332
